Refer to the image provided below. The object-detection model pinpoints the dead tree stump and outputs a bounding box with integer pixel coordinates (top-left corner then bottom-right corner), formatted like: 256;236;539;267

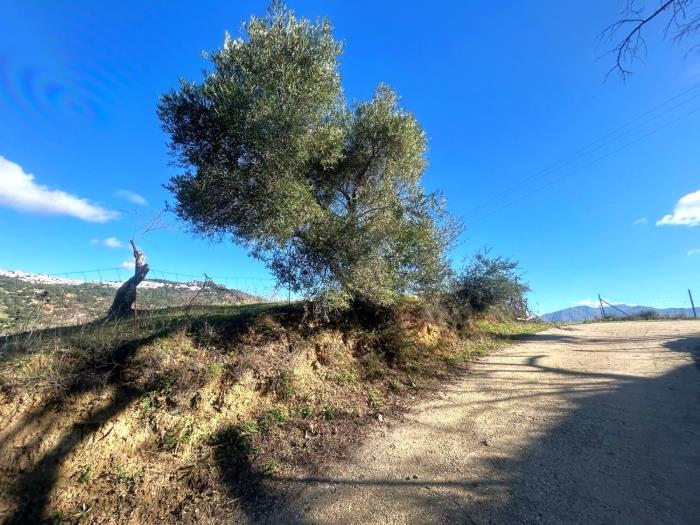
108;240;150;318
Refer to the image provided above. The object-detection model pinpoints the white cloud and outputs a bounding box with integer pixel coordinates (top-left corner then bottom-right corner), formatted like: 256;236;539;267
633;217;648;225
574;299;599;307
120;258;135;269
688;248;700;256
0;156;119;222
91;237;123;248
103;237;122;248
657;190;700;226
116;189;147;206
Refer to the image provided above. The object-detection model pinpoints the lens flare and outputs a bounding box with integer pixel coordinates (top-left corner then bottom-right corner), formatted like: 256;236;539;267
0;58;104;126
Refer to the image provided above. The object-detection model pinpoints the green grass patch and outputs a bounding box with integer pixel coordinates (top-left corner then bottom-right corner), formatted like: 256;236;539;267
257;408;288;434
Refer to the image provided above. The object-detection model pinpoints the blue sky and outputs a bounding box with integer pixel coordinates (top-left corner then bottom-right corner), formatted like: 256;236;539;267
0;1;698;313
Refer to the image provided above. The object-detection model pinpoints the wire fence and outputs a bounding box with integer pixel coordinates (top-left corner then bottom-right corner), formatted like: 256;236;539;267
3;264;698;334
542;291;699;323
0;267;288;335
41;267;284;299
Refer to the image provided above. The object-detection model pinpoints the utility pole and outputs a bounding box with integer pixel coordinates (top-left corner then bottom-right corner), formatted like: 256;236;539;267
598;294;606;320
689;289;697;319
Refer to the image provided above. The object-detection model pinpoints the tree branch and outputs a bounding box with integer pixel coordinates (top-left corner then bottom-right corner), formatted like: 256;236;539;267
603;0;700;79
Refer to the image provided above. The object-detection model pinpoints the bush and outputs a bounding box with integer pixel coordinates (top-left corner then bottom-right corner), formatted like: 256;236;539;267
451;252;529;316
632;310;659;321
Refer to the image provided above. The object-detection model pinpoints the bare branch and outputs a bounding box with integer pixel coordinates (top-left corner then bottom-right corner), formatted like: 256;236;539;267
132;210;170;240
603;0;700;80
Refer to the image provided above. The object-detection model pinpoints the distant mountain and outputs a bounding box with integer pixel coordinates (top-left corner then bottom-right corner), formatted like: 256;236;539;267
541;304;696;323
0;269;261;334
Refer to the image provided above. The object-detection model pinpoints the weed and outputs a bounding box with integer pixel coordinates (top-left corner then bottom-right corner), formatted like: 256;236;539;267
362;354;387;380
194;320;220;350
269;369;296;400
208;422;256;454
296;404;314;418
334;369;357;386
238;419;260;438
161;421;194;452
76;464;92;484
367;387;383;409
257;407;288;434
262;458;280;473
388;378;403;393
407;362;425;375
138;392;158;414
146;371;174;394
205;361;225;379
113;462;138;485
321;406;336;420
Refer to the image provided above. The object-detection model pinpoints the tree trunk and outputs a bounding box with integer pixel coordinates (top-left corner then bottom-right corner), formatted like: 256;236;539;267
108;240;150;318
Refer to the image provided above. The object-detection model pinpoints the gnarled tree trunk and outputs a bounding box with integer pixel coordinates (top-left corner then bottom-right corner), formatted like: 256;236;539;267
108;240;149;318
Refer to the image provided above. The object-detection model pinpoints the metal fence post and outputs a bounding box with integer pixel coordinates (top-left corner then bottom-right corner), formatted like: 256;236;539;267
689;289;697;319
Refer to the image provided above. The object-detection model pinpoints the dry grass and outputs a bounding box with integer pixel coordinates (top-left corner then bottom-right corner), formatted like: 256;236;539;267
0;300;548;523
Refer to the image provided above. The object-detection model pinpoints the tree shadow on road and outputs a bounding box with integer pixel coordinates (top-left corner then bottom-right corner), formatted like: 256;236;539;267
254;332;700;524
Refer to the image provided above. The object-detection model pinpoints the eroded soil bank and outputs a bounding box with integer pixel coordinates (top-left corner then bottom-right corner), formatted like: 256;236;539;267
267;321;700;524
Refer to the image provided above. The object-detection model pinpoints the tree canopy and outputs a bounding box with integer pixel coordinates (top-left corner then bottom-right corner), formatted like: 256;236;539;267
452;252;530;315
159;2;456;308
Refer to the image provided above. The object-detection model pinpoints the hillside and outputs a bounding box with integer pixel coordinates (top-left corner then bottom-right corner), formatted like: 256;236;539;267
542;304;696;323
0;269;258;335
0;299;547;523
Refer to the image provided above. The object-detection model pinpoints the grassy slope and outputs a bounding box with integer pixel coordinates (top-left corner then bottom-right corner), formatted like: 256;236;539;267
0;302;547;524
0;275;257;335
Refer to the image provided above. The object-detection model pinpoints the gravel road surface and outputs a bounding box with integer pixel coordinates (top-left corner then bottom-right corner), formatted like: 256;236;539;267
269;321;700;524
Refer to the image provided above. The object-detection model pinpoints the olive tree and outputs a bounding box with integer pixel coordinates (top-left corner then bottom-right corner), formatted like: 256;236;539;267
159;2;456;309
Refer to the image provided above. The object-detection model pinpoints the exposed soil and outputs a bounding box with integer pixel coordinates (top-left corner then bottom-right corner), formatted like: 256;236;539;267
261;320;700;524
0;301;546;524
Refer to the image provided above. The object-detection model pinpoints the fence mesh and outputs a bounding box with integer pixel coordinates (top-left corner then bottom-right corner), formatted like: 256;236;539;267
0;267;285;335
2;266;698;334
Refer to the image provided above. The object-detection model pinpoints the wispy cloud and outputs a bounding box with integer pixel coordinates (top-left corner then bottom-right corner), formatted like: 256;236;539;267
633;217;648;225
116;189;147;206
683;63;700;79
0;156;119;222
657;189;700;226
688;248;700;256
574;299;599;307
91;237;123;248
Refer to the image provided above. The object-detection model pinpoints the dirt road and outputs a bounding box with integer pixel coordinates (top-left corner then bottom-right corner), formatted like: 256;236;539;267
268;321;700;524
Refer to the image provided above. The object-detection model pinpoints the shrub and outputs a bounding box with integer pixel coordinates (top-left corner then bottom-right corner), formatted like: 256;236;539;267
452;251;529;316
632;310;659;321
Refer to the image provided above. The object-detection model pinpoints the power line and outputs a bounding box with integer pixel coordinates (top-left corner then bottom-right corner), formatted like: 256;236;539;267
468;82;700;217
469;102;700;225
